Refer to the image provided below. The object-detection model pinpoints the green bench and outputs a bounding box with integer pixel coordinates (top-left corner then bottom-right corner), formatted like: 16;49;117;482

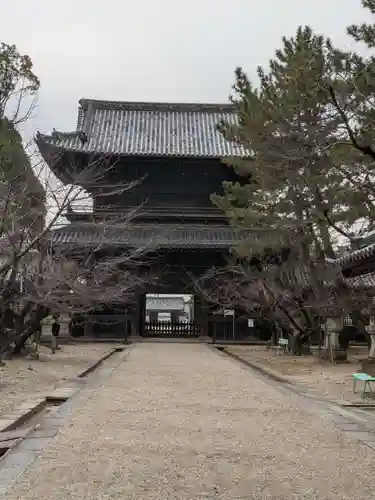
352;372;375;399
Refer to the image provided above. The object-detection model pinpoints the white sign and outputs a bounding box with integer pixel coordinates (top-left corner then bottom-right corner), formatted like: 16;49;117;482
224;309;234;317
248;319;254;327
147;297;184;311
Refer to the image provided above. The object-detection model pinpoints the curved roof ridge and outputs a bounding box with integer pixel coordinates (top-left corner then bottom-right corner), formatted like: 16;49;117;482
78;98;236;113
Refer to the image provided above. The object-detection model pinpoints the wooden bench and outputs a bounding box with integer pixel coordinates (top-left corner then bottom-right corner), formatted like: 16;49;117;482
352;372;375;399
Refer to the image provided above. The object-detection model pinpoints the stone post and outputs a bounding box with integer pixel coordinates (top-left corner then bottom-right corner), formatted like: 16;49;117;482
41;319;52;338
59;313;70;338
41;315;52;342
324;316;347;362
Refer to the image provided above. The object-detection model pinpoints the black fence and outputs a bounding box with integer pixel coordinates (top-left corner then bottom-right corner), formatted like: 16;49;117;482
86;315;130;340
72;313;369;346
208;317;273;343
142;321;200;338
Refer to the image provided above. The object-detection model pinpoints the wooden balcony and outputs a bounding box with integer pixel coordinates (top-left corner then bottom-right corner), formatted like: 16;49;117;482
65;205;229;224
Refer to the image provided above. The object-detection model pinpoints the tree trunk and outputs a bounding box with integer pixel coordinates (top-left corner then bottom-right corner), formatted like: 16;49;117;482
12;305;48;355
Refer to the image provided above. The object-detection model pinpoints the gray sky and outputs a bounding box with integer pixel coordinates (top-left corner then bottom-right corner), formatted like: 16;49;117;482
0;0;371;139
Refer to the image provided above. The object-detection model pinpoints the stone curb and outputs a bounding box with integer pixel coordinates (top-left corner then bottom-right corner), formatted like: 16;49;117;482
217;346;294;385
0;399;45;433
212;345;375;453
0;351;121;434
77;347;124;378
0;387;79;436
0;348;128;495
0;348;125;434
220;347;375;407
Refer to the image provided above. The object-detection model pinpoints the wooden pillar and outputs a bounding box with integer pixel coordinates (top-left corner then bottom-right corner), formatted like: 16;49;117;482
138;294;146;335
194;295;201;333
130;297;142;338
200;299;209;337
149;311;158;322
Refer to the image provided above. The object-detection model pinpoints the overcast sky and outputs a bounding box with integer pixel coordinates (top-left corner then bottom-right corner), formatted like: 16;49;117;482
0;0;371;139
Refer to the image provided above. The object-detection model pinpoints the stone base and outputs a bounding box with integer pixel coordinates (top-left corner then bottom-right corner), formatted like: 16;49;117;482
300;344;312;356
361;358;375;376
318;348;348;363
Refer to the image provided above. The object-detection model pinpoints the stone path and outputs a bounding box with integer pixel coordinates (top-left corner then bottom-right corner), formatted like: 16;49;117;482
4;344;375;499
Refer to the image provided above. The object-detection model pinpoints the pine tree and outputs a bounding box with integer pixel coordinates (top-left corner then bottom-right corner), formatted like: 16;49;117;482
212;27;371;347
348;0;375;47
329;0;375;169
0;42;44;241
215;27;366;260
0;118;45;239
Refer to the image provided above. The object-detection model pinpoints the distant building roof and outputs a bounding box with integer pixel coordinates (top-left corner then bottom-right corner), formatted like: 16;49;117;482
36;99;247;159
345;270;375;288
356;229;375;248
50;222;252;249
333;238;375;270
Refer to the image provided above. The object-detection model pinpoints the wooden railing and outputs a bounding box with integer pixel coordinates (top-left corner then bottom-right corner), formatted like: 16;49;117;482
64;205;228;222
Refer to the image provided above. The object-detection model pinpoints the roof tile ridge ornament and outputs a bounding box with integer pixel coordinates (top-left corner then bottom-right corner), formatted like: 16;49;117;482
45;129;88;145
78;98;237;114
80;100;94;136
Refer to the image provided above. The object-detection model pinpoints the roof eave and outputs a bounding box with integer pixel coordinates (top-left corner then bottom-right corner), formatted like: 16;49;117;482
35;137;247;161
35;135;73;184
50;240;237;250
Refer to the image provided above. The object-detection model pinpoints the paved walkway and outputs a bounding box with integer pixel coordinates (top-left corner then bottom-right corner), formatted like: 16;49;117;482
4;344;375;500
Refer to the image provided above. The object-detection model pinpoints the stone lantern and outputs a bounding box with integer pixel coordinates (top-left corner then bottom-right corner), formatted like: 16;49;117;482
361;316;375;376
323;316;347;362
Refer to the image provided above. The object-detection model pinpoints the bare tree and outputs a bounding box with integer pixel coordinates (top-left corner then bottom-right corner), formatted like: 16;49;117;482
0;39;160;360
193;248;375;353
0;135;156;357
7;226;156;356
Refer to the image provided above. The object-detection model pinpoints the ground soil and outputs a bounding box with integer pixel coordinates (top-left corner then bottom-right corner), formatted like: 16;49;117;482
0;343;113;415
225;344;370;403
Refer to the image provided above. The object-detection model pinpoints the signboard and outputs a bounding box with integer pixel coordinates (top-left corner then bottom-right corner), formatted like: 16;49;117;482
147;297;184;311
224;309;234;317
248;319;254;327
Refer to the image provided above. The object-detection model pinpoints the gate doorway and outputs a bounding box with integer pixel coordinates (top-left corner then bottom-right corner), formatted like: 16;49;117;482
141;293;199;338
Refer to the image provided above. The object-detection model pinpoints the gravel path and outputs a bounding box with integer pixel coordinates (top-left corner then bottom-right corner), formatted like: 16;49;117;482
4;344;375;500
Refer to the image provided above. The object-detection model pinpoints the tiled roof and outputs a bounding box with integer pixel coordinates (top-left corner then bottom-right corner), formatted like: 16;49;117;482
36;99;247;158
333;243;375;269
346;271;375;288
50;223;251;249
355;229;375;249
